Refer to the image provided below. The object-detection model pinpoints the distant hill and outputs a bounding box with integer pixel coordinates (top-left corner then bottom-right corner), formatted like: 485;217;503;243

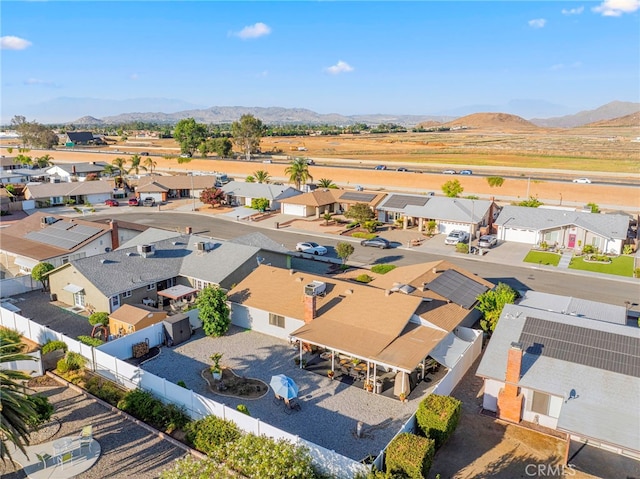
69;116;104;126
531;101;640;128
583;111;640;128
443;113;538;130
100;106;452;127
416;120;443;129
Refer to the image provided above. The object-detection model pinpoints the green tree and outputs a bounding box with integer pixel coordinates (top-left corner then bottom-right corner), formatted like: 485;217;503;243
476;283;519;333
251;197;269;212
441;179;463;198
284;158;313;190
112;157;129;176
0;336;37;462
425;219;437;236
143;157;157;174
31;262;54;292
336;242;355;265
102;164;118;177
11;116;58;149
344;202;374;225
322;212;332;225
196;286;231;337
317;178;337;188
211;137;232;158
14;154;32;167
586;202;600;213
517;197;543;208
88;312;109;327
200;187;225;208
252;170;270;184
245;175;255;183
174;118;208;155
486;176;505;188
34;154;54;168
231;114;266;161
128;154;147;176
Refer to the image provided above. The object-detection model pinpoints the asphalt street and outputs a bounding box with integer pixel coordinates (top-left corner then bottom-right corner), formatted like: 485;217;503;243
92;211;640;315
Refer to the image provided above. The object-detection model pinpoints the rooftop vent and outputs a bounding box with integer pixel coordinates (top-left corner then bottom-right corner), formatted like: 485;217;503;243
137;244;155;258
126;252;135;257
304;281;326;296
197;242;206;251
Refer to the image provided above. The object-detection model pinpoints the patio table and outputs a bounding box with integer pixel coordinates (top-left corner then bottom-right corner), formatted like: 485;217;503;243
53;437;74;456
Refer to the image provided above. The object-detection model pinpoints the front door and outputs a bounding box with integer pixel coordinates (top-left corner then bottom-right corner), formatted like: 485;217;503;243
74;292;85;308
568;234;576;248
110;294;121;312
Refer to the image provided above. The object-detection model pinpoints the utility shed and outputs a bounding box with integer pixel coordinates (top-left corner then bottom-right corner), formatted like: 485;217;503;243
163;313;191;346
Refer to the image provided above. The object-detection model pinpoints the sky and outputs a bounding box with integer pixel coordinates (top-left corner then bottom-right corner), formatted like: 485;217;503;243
1;0;639;123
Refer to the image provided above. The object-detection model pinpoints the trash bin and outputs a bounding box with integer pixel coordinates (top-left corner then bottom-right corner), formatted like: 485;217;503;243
275;222;279;229
375;380;383;394
50;293;57;302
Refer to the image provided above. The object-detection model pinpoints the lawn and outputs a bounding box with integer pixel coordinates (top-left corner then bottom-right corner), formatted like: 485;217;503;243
523;250;561;266
569;255;635;277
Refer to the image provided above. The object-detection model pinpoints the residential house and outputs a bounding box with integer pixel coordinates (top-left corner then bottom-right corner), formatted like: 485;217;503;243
495;205;630;254
65;132;104;146
48;232;290;314
89;218;150;248
220;181;301;210
476;293;639;458
24;179;116;207
228;260;492;397
0;212;116;276
135;175;220;204
0;158;51;184
334;190;386;216
0;157;21;171
400;195;496;237
0;187;14;208
46;162;108;182
279;188;343;217
108;304;167;337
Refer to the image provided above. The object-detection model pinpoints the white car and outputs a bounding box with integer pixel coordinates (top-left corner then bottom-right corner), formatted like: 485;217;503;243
444;230;470;245
573;178;592;184
295;242;327;256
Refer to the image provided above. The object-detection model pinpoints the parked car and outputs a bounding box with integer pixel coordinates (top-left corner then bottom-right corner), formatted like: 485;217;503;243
128;197;139;206
478;234;498;248
179;152;192;158
142;197;156;207
105;199;119;207
444;230;470;245
442;169;457;174
573;178;592;184
374;165;387;170
459;169;473;175
360;237;391;249
397;167;409;172
295;242;328;256
140;152;149;156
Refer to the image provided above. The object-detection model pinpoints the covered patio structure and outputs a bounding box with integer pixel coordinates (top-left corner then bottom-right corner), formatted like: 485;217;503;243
157;284;198;311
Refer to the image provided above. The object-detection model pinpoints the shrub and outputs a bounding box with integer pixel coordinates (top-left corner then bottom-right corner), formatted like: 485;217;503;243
211;433;316;479
25;394;54;428
582;244;596;254
184;415;241;456
41;340;67;355
455;242;469;254
159;456;235;479
56;358;70;374
86;376;126;406
355;274;373;283
635;268;640;278
77;335;104;347
352;232;377;240
117;389;190;433
177;380;187;389
346;221;359;229
371;264;397;274
88;312;109;326
0;328;25;353
622;244;634;255
236;404;250;416
65;352;85;371
363;220;381;233
416;394;462;449
385;432;435;479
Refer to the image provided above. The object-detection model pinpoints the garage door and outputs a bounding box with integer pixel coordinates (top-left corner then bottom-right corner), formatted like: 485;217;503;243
282;204;308;217
439;222;470;235
502;227;537;244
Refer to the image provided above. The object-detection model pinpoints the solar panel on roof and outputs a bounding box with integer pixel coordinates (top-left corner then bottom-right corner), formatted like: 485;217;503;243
339;192;377;202
519;317;640;378
382;194;429;209
426;269;488;309
25;222;103;250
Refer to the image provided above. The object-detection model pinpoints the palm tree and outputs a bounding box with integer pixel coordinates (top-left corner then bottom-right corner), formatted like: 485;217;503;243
128;154;147;176
252;170;271;184
317;178;337;188
34;154;54;168
102;164;118;177
284;157;313;190
13;154;32;168
0;337;37;462
111;157;129;176
143;157;157;175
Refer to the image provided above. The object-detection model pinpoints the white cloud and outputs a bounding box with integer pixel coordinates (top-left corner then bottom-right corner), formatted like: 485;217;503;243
235;22;271;39
561;6;584;15
23;78;56;87
528;18;547;28
130;73;139;80
325;60;354;75
1;36;32;50
593;0;639;16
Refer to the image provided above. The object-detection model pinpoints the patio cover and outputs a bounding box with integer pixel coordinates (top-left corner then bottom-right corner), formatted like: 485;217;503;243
63;284;84;294
14;257;39;269
429;332;472;368
157;284;198;300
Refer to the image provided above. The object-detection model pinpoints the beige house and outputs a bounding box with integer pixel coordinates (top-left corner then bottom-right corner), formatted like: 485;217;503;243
108;304;167;337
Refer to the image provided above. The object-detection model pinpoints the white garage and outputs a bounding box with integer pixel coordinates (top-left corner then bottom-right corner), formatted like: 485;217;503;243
438;221;472;235
498;226;538;244
282;203;311;217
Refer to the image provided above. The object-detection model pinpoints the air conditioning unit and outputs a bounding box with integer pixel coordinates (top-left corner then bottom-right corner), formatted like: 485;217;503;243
304;280;326;297
197;242;206;251
141;245;152;254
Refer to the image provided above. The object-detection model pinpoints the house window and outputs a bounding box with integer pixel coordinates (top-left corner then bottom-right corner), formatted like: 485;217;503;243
51;196;63;205
122;290;132;298
167;277;176;287
147;284;155;291
269;313;285;328
531;391;550;415
61;256;70;264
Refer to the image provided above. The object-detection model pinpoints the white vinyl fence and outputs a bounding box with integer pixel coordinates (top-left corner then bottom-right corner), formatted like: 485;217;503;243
0;275;40;297
0;306;368;478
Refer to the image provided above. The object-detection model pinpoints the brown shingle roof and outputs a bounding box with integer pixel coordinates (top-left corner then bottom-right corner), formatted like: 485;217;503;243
137;175;217;190
25;180;115;199
108;304;165;326
278;189;343;206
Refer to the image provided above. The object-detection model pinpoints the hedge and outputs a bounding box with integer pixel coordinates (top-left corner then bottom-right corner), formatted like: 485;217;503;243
416;394;462;449
117;389;190;434
371;264;396;274
41;340;67;355
385;432;435;479
184;415;241;456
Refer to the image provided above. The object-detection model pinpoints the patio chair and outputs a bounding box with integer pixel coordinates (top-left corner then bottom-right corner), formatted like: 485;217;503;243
35;452;52;469
58;451;74;470
77;425;93;453
285;398;301;412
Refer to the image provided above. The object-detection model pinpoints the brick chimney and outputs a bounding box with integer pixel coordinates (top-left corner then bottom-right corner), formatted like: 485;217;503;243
303;293;316;323
497;342;524;423
109;220;119;250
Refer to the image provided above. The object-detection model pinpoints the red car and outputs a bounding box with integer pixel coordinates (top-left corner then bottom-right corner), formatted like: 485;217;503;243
105;199;119;207
128;197;139;206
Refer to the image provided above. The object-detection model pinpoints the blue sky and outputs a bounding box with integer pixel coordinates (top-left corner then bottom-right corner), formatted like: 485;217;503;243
1;1;639;122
